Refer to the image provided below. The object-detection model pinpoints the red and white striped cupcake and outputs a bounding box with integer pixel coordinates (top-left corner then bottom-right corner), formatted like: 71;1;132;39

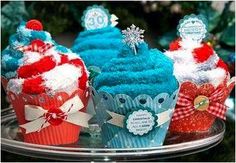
6;21;91;145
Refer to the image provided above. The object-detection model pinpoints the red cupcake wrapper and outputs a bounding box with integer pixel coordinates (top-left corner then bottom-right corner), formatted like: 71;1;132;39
7;88;90;145
170;76;235;133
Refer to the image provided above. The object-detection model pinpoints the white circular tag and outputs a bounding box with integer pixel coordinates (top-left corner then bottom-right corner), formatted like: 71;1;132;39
126;109;156;136
178;15;207;42
83;7;109;30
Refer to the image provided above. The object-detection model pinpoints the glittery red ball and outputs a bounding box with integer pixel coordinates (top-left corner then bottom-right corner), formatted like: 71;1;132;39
193;43;214;63
26;19;43;30
31;39;45;47
45;108;65;126
169;38;181;51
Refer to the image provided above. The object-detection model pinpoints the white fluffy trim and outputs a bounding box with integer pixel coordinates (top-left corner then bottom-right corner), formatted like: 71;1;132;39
42;63;82;94
179;40;202;50
165;48;226;87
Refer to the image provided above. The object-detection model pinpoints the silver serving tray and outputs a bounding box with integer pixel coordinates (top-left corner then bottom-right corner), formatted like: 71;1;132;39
1;107;225;161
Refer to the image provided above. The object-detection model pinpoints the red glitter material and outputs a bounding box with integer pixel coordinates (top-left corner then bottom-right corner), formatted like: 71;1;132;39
170;111;216;132
170;79;234;133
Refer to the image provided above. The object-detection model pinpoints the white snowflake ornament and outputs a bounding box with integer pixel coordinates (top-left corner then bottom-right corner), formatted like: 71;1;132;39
122;24;145;55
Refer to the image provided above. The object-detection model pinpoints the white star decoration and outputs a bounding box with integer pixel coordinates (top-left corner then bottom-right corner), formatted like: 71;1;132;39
122;24;145;55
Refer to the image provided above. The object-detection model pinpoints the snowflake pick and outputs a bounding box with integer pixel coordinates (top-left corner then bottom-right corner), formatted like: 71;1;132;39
122;24;145;55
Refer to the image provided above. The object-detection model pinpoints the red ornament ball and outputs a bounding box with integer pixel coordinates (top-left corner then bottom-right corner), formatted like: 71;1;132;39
45;108;66;126
26;19;43;31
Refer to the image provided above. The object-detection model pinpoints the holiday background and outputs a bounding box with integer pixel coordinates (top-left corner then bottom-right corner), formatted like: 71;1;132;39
1;1;235;162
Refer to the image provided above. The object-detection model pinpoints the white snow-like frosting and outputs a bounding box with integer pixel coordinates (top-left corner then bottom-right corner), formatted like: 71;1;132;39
165;43;227;87
7;63;82;95
45;47;62;63
67;52;81;60
22;47;62;65
179;40;202;50
43;63;82;94
66;51;90;78
23;51;42;65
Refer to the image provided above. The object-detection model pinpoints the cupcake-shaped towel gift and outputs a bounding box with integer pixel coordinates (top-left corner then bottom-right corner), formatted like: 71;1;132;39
164;14;235;133
72;5;123;69
3;20;92;145
92;25;179;148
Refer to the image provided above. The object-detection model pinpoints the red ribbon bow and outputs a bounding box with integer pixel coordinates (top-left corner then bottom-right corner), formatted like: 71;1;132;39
172;87;228;121
17;40;53;54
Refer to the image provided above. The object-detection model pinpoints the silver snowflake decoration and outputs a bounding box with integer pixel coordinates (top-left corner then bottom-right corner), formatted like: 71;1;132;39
122;24;145;55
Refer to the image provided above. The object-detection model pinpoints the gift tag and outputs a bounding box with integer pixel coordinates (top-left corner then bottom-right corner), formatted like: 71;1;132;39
81;5;118;30
177;14;208;43
125;109;156;136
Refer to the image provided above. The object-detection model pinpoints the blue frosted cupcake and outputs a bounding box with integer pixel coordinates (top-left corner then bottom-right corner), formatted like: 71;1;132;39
1;19;71;79
72;5;123;68
92;25;179;148
94;42;178;98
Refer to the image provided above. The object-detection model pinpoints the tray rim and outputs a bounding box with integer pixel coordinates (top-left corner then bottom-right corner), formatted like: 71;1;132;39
1;111;225;156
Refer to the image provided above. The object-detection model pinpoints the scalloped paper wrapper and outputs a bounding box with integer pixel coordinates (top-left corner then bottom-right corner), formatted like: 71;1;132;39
169;76;235;133
7;88;90;145
91;87;180;148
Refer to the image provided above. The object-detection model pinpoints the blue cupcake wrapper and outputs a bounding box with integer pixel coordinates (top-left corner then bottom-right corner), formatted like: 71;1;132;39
90;87;179;148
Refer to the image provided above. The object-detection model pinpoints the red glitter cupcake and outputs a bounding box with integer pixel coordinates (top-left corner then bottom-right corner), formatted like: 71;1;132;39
164;14;235;133
6;20;92;145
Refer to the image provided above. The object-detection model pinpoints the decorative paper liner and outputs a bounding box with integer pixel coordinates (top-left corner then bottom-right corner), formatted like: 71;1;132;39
90;87;180;148
7;88;90;145
169;76;235;133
